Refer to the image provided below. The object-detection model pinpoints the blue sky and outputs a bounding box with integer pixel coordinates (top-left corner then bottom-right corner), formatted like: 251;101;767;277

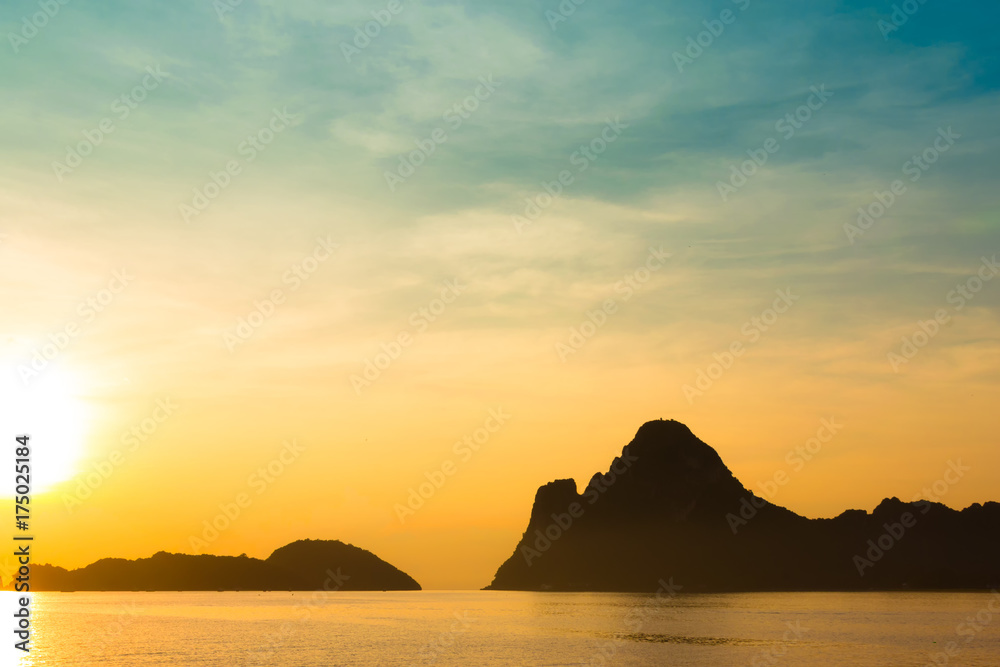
2;0;999;587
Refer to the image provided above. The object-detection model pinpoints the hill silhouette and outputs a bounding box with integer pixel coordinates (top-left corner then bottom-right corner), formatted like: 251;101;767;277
7;539;420;591
486;419;1000;592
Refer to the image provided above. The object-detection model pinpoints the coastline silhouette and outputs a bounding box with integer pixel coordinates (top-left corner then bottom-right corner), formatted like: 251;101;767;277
487;419;1000;592
12;421;999;593
6;539;420;592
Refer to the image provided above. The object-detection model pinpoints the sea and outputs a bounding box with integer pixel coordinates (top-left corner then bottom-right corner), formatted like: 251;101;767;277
3;590;999;666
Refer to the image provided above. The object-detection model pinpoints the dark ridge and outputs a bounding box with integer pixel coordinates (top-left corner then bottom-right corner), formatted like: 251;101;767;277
486;419;1000;592
266;539;420;591
6;539;420;592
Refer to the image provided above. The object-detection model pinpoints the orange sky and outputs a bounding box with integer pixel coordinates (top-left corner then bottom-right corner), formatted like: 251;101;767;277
3;0;1000;590
9;316;1000;589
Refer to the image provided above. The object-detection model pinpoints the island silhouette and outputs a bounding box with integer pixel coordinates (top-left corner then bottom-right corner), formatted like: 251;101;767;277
486;419;1000;592
12;421;999;593
6;539;420;591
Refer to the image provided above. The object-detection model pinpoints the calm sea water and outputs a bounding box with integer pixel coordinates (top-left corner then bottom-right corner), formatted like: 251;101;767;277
3;590;999;666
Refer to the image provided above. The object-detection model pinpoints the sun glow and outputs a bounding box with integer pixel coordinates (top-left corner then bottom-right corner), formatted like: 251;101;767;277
1;364;90;495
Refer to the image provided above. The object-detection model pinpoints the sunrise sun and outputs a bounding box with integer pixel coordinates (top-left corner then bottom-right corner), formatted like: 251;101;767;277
1;364;89;495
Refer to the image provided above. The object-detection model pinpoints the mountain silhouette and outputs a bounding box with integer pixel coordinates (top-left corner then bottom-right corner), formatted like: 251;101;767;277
486;419;1000;591
8;539;420;591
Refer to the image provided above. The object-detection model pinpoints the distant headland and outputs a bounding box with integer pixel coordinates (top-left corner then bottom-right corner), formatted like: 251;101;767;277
5;539;420;591
15;421;999;594
486;419;1000;592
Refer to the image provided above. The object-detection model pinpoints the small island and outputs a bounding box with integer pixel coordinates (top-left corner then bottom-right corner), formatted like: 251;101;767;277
6;539;421;591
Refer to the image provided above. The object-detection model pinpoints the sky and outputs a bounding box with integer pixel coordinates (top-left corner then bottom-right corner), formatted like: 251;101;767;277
1;0;998;590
